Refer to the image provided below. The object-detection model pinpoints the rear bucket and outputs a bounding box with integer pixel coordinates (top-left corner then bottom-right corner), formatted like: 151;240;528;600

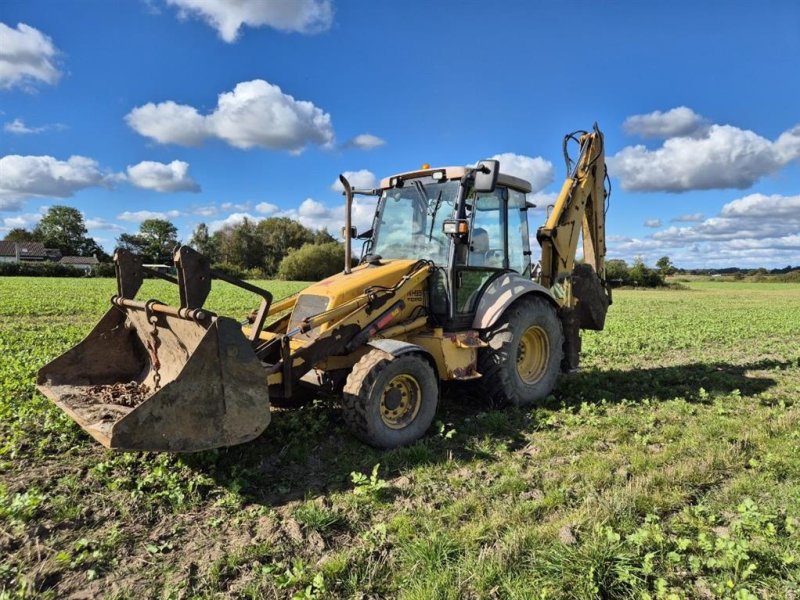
36;304;271;452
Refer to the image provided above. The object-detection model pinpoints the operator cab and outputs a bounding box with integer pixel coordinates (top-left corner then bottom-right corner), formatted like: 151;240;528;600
359;164;533;329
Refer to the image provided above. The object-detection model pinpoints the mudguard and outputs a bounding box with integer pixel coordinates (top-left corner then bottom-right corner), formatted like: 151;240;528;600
471;273;558;330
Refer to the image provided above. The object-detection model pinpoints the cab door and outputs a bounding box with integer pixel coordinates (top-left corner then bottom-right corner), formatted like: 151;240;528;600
450;187;508;328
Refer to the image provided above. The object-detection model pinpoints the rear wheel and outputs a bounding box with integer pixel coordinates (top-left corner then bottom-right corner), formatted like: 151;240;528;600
342;349;438;448
478;296;563;406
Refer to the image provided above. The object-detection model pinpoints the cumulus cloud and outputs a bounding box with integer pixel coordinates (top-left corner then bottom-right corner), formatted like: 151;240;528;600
118;209;182;222
623;106;708;139
275;196;376;234
125;160;200;192
255;202;279;214
672;213;705;222
0;155;110;208
644;219;662;228
166;0;333;42
124;101;206;146
4;118;64;134
0;206;48;232
652;194;800;242
0;22;61;90
489;153;554;193
331;169;377;192
606;193;800;268
345;133;385;150
125;79;335;153
609;121;800;192
208;211;259;232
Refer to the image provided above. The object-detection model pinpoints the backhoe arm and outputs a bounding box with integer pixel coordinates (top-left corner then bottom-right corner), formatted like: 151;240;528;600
536;124;607;293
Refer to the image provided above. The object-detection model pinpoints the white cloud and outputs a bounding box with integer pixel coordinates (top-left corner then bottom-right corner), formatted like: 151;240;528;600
85;217;125;232
0;22;61;90
125;79;335;152
489;153;553;193
126;160;200;192
671;213;705;222
0;155;110;206
331;169;377;192
1;207;47;231
118;210;182;222
208;211;259;232
720;193;800;220
609;119;800;192
346;133;385;150
166;0;333;42
124;101;206;146
623;106;707;139
644;218;662;228
277;196;376;235
606;193;800;268
4;118;64;134
221;201;252;211
191;205;218;217
255;202;279;214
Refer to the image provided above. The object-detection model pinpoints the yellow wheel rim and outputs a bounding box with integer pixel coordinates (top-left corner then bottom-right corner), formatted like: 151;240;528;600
380;373;422;429
516;326;550;384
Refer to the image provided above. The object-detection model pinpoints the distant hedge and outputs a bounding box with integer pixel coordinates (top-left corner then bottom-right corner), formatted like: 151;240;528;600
0;261;88;277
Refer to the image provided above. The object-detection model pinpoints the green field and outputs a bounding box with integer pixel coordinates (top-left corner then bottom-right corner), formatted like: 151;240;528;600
1;277;799;599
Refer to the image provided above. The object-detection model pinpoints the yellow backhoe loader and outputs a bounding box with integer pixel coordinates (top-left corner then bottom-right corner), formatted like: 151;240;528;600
37;124;611;452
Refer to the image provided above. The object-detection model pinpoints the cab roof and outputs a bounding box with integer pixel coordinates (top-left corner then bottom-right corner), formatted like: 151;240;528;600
379;166;532;194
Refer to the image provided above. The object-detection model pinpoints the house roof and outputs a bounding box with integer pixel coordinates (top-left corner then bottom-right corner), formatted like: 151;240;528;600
0;241;47;259
60;255;99;265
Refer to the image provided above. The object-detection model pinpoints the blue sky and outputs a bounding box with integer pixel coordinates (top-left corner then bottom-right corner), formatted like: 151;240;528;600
1;0;798;268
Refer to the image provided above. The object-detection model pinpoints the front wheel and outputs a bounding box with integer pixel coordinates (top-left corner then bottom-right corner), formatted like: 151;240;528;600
342;350;438;448
478;296;563;406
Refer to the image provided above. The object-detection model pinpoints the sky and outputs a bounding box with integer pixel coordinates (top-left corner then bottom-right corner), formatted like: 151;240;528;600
1;0;799;269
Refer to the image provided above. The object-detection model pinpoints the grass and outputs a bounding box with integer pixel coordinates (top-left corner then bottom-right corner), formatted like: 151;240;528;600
0;277;798;598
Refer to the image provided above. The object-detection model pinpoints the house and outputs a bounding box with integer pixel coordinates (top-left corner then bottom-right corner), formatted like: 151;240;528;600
59;255;99;273
0;241;49;263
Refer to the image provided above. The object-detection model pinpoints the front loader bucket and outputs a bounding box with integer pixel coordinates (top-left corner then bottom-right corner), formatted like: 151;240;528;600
36;246;273;452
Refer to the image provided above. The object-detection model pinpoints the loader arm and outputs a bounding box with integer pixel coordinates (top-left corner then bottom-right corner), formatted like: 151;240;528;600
260;260;434;397
536;124;608;295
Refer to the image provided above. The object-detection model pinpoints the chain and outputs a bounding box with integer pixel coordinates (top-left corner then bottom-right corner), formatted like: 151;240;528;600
147;314;162;391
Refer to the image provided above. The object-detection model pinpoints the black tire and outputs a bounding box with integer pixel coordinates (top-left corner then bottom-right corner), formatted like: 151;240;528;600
342;350;438;449
478;295;563;407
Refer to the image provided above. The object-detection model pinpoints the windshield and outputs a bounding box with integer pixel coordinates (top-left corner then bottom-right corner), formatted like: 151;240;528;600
371;177;458;265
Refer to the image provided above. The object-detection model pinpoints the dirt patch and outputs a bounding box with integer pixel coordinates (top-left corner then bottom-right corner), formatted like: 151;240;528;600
57;382;151;425
84;382;150;408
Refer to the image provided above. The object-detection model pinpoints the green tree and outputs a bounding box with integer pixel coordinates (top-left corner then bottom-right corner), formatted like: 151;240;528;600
189;222;218;261
3;228;37;242
629;257;664;287
605;259;630;285
277;242;345;281
117;219;179;263
656;255;676;277
33;205;100;256
256;217;320;274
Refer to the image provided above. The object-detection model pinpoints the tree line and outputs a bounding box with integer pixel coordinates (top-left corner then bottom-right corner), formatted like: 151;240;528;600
4;206;108;259
3;206;346;280
188;217;342;278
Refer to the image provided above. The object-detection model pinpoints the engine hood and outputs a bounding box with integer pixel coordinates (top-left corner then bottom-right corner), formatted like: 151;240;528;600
298;259;420;310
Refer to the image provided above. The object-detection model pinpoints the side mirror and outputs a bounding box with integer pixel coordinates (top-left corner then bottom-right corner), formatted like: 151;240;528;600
473;159;499;193
341;226;357;239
